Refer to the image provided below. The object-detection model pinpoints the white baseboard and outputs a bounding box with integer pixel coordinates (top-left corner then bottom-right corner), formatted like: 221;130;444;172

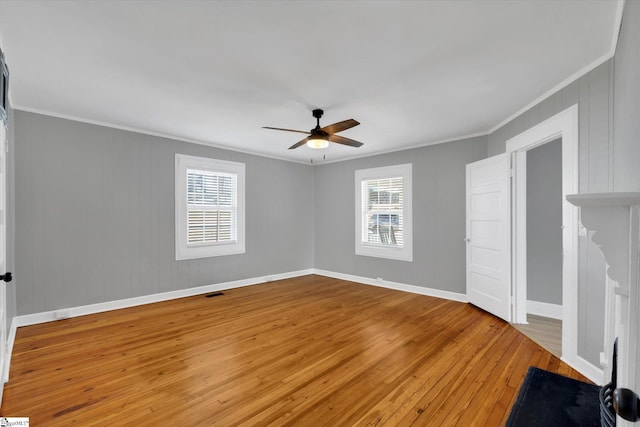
12;268;314;329
312;269;468;303
5;269;464;377
561;354;605;385
3;317;17;384
10;268;465;333
527;300;563;320
5;268;314;382
525;300;603;384
15;270;604;387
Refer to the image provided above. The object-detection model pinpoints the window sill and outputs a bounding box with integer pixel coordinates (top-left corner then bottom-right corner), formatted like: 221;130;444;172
356;244;412;262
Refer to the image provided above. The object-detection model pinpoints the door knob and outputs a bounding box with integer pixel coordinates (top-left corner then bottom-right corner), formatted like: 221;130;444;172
614;388;640;422
0;272;12;283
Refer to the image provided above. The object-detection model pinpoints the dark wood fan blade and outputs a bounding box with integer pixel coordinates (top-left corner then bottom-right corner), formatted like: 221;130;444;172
321;119;360;135
263;126;310;135
289;136;310;150
328;134;363;148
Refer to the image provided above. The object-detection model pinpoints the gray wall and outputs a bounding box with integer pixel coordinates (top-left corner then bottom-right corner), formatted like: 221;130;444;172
14;111;314;315
314;136;488;294
614;0;640;192
489;60;613;365
526;139;562;305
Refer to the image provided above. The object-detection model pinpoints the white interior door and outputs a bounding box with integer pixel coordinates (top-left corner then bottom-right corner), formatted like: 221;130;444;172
466;153;511;322
0;124;7;389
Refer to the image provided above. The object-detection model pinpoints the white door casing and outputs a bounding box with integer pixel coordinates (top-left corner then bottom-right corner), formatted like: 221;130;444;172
505;104;585;379
0;124;7;392
466;153;511;322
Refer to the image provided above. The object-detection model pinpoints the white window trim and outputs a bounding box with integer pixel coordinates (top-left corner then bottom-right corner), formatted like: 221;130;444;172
175;154;245;260
355;163;413;262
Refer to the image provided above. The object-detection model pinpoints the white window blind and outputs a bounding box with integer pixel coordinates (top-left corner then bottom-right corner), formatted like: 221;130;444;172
175;154;245;260
187;170;237;244
355;164;412;262
361;177;404;247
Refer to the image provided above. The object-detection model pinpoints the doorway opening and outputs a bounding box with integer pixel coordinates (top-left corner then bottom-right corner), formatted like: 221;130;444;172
514;139;563;357
506;104;579;367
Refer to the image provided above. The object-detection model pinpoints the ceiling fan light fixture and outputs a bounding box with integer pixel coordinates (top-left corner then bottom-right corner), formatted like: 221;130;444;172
306;136;329;149
263;108;363;150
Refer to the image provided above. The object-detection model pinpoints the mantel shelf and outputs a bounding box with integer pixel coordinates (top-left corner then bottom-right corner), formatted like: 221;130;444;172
566;192;640;208
566;192;640;288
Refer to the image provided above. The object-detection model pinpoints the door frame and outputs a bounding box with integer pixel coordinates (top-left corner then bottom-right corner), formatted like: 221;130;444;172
505;104;579;367
0;122;6;394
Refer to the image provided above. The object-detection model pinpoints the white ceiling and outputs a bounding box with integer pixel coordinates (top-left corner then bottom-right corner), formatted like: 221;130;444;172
0;0;621;164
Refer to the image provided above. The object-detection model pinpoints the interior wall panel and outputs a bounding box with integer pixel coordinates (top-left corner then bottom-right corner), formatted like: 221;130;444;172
488;59;613;367
313;136;488;295
14;112;315;315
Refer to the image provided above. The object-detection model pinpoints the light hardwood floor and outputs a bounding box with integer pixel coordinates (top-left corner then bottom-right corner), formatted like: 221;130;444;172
1;275;588;425
513;315;563;359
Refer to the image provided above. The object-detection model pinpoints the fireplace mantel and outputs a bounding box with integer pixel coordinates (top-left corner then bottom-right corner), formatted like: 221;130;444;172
566;193;640;290
567;192;640;426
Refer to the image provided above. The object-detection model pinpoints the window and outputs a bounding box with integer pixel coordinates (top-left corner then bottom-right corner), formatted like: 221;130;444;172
355;164;412;261
175;154;245;260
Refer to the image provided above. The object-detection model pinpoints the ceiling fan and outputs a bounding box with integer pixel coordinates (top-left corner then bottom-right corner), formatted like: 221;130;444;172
263;109;363;150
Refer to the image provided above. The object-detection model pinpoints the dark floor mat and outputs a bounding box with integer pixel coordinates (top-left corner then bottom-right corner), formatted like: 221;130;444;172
506;366;601;427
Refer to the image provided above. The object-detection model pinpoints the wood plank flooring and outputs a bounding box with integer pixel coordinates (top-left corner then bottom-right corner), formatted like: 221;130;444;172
1;275;589;426
513;315;563;359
